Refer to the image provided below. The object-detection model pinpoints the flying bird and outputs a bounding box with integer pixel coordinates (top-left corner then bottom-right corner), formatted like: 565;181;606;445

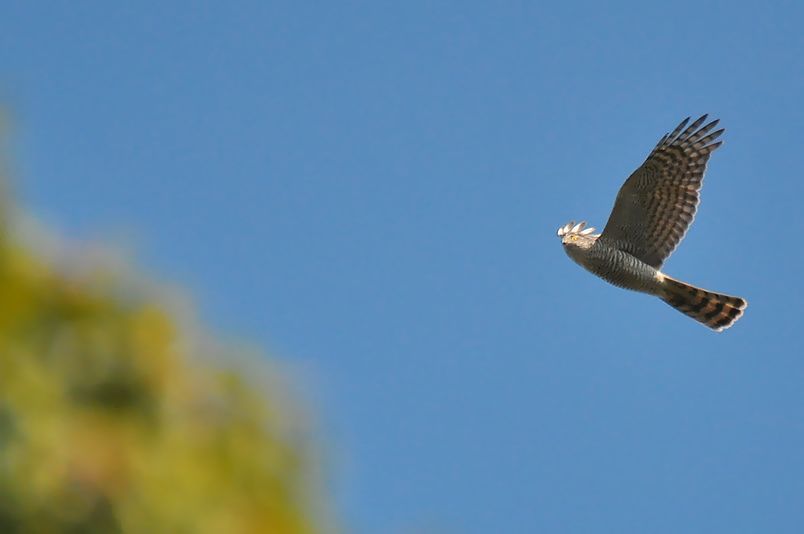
557;115;747;331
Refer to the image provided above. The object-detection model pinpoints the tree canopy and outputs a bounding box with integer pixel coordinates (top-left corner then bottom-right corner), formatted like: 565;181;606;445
0;161;324;533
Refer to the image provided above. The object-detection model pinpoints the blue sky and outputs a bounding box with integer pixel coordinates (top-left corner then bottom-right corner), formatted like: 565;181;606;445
3;2;804;532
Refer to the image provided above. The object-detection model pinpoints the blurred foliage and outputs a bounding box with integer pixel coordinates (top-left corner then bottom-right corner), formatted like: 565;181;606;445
0;156;323;532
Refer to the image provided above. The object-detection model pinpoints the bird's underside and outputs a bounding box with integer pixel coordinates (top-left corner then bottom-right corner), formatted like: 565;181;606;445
557;116;747;331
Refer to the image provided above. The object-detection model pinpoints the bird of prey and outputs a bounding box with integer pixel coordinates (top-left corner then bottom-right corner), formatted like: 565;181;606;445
557;115;747;331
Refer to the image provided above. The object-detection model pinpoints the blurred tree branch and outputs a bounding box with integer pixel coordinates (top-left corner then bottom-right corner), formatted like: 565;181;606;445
0;119;327;534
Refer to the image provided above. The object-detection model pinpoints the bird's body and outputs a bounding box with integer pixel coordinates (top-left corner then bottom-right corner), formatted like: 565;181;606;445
557;115;747;331
564;238;663;294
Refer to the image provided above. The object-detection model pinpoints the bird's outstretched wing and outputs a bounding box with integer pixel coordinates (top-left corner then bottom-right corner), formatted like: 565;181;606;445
598;115;724;268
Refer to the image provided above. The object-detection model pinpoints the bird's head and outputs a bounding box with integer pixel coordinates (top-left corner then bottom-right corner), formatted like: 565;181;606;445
557;221;600;250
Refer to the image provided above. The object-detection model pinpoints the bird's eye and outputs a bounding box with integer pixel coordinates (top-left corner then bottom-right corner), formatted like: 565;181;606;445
571;235;579;241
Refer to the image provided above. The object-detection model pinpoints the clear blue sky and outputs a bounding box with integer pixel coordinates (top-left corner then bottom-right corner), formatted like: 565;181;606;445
3;2;804;532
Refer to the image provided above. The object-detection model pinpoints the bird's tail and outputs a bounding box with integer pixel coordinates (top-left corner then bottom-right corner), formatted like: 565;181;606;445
660;276;747;332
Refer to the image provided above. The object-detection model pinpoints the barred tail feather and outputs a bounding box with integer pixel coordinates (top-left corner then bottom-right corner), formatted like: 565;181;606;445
660;276;747;332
